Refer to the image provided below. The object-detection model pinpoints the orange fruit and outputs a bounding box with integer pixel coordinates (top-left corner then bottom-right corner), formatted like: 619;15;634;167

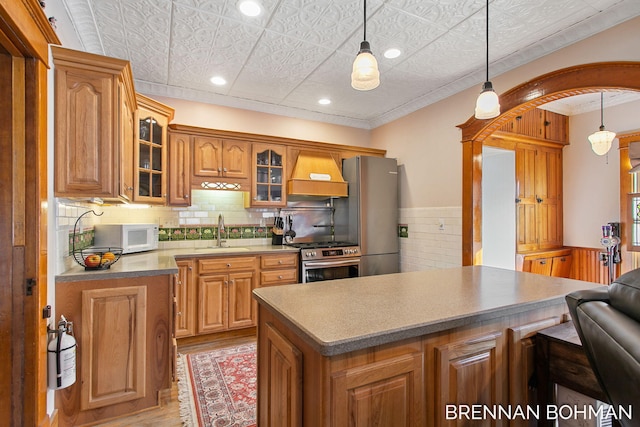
102;252;116;262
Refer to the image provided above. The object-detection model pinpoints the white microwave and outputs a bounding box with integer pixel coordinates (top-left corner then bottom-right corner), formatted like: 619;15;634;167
94;224;159;254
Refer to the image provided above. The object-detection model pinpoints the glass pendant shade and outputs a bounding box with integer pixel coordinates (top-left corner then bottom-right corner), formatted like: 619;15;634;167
351;41;380;91
588;126;616;156
475;81;500;119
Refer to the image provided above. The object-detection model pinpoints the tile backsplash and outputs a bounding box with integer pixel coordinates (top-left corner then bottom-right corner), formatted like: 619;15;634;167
55;190;279;273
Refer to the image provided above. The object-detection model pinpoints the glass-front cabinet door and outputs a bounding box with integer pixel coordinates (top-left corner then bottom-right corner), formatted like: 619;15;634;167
134;94;174;204
251;143;286;207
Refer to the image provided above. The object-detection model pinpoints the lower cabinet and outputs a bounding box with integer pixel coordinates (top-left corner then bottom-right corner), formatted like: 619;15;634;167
257;301;571;426
260;253;299;286
54;274;172;427
175;253;298;339
517;248;572;278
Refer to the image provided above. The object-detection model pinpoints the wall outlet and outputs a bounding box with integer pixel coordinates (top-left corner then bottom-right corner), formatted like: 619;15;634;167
438;219;445;231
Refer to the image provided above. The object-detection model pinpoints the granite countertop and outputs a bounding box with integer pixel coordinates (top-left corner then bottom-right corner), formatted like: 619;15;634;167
252;265;601;356
56;245;299;282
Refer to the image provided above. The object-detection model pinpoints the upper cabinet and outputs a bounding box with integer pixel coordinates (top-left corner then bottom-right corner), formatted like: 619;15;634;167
516;143;563;252
193;137;250;184
52;46;137;201
251;143;286;207
498;108;568;143
134;94;174;204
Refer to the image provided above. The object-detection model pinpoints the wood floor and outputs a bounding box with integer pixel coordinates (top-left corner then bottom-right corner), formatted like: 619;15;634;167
93;334;256;427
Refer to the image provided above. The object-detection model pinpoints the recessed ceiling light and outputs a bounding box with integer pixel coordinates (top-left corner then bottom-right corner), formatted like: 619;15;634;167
238;0;261;17
318;98;331;105
384;48;401;59
210;76;227;86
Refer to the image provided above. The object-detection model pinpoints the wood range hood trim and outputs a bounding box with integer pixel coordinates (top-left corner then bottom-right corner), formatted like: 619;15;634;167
287;151;348;198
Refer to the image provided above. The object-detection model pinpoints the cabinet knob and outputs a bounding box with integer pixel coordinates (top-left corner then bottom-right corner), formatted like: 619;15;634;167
218;168;222;172
278;275;283;279
223;167;228;172
126;186;134;191
177;280;182;285
278;260;283;264
177;311;182;316
224;280;228;285
540;260;546;265
536;196;543;203
185;194;189;199
227;263;231;267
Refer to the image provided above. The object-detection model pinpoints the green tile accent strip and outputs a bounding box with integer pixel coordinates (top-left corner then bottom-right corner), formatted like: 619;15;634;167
398;224;408;238
157;224;271;241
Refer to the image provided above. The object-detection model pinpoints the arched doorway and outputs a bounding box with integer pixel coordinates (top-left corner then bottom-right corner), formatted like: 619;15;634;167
457;61;640;266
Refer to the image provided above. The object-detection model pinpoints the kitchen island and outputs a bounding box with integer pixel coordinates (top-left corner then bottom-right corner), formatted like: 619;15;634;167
252;266;601;427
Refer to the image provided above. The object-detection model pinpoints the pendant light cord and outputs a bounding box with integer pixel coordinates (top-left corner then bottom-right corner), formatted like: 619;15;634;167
485;0;489;82
363;0;367;41
600;92;604;127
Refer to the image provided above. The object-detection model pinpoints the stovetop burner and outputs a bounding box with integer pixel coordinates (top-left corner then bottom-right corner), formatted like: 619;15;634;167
286;241;357;249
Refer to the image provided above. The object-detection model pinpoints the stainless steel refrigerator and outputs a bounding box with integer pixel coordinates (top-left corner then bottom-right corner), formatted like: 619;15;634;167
335;156;399;276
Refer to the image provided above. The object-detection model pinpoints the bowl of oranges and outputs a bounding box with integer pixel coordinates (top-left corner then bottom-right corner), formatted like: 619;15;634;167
73;247;123;270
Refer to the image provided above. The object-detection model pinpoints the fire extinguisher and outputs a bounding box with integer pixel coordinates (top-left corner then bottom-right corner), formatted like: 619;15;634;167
47;315;77;390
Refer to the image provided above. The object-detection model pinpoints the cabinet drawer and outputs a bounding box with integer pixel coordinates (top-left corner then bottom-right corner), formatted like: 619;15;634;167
261;253;298;269
199;256;257;273
261;269;298;286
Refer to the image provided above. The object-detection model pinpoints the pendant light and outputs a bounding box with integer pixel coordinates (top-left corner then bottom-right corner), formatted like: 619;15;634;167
351;0;380;91
474;0;500;119
588;92;616;156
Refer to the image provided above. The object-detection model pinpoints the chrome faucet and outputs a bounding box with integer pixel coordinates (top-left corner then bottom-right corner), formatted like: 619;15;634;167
217;214;226;247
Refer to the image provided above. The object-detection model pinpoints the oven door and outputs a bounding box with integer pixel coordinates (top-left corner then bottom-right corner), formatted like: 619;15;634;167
302;258;361;283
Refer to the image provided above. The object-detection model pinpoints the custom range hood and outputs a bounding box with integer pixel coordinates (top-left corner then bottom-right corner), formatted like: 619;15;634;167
287;151;348;198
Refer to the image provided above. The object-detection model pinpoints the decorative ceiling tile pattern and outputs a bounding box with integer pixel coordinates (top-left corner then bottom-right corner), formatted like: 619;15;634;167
60;0;640;128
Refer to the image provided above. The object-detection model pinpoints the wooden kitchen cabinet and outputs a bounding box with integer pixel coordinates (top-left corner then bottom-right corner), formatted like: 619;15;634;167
250;143;287;207
174;259;195;337
134;94;174;204
507;317;561;427
54;274;172;427
517;248;573;278
168;132;192;206
516;143;563;252
499;108;568;143
52;46;137;201
433;331;505;425
197;256;258;335
260;253;299;286
192;136;250;184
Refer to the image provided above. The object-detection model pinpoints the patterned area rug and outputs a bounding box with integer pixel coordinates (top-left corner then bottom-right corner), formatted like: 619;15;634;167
178;343;257;426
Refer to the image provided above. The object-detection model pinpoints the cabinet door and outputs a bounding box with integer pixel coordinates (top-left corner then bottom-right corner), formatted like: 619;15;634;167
258;322;302;427
81;286;146;409
53;64;118;197
536;147;563;249
251;143;286;207
332;352;424;427
135;106;168;204
543;110;568;143
516;144;538;252
198;274;228;334
550;254;572;278
529;257;552;275
508;317;560;427
222;140;250;180
434;332;505;426
175;260;195;337
516;108;544;139
193;136;223;177
228;271;256;329
119;81;136;202
168;132;192;206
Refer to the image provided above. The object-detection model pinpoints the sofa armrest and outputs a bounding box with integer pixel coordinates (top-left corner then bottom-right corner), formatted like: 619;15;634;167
565;287;609;317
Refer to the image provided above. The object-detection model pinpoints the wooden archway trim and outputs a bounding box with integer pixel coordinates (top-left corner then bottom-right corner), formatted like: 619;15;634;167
458;61;640;266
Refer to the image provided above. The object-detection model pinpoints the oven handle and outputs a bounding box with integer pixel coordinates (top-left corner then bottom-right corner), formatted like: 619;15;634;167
303;258;361;268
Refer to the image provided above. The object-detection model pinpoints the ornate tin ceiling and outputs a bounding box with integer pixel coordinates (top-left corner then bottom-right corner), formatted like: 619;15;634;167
56;0;640;128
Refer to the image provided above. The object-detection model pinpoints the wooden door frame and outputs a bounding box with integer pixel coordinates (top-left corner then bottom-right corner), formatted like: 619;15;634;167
0;1;59;426
457;62;640;266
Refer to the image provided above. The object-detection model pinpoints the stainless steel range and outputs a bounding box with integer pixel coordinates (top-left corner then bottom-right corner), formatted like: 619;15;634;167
287;241;361;283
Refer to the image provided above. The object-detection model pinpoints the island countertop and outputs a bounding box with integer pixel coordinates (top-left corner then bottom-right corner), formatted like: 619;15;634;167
252;265;600;356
